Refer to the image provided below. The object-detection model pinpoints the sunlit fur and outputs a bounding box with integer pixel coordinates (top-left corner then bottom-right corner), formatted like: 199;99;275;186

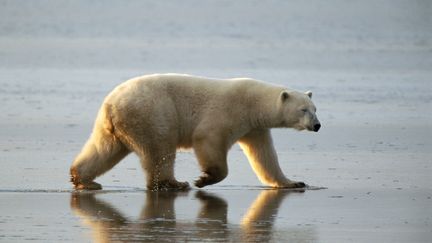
70;74;320;190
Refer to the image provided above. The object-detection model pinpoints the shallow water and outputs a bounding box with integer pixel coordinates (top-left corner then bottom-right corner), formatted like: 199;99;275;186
1;187;430;242
1;0;432;242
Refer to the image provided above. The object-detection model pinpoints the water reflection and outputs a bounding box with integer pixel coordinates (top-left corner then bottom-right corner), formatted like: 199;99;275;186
241;190;292;242
71;189;315;242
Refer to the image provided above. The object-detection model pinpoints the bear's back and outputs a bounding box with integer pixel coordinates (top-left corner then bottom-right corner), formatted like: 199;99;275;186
105;73;283;122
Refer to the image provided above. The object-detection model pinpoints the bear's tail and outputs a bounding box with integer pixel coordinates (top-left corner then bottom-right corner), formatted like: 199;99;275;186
70;104;129;188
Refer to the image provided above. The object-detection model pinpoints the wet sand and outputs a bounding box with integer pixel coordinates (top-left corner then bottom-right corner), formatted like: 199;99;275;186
1;1;431;242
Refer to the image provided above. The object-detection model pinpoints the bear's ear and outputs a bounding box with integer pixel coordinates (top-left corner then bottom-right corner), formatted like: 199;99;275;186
305;91;312;98
281;91;289;102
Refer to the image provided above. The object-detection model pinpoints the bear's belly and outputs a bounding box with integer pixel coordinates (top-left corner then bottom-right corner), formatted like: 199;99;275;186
175;128;194;149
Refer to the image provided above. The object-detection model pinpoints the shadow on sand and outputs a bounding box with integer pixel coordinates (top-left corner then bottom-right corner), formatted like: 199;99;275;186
71;189;316;242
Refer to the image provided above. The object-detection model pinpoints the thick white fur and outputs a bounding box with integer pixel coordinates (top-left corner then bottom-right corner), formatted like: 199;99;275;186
70;74;320;190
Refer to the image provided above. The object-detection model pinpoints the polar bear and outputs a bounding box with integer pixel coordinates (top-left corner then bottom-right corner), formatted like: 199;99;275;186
70;74;320;190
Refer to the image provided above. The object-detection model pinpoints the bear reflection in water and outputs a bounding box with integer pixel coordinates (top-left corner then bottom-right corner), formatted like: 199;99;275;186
71;189;316;242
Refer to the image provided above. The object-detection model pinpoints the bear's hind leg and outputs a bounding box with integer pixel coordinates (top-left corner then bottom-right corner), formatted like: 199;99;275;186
70;135;130;190
137;145;189;191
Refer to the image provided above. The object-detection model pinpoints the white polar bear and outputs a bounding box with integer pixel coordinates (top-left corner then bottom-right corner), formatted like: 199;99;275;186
70;74;320;190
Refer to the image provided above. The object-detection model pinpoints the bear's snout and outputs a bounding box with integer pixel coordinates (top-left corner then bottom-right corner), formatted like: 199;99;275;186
313;123;321;132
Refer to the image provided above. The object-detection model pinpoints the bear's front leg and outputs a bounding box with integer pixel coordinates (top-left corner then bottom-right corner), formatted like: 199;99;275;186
193;134;229;188
239;129;306;189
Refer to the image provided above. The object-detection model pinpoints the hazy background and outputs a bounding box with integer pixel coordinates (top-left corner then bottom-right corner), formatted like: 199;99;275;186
1;0;431;70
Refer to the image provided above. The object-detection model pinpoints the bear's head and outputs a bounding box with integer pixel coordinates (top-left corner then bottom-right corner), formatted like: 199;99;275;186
279;90;321;132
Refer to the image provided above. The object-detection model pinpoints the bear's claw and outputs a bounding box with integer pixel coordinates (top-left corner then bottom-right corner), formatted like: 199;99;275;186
195;167;227;188
279;181;307;189
293;181;306;188
74;181;102;190
148;180;190;191
194;173;213;188
194;179;205;188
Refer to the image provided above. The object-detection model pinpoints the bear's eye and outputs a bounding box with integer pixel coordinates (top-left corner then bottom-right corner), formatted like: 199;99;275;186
301;108;308;113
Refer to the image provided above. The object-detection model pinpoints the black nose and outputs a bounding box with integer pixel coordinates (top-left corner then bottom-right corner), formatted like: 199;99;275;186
314;123;321;132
